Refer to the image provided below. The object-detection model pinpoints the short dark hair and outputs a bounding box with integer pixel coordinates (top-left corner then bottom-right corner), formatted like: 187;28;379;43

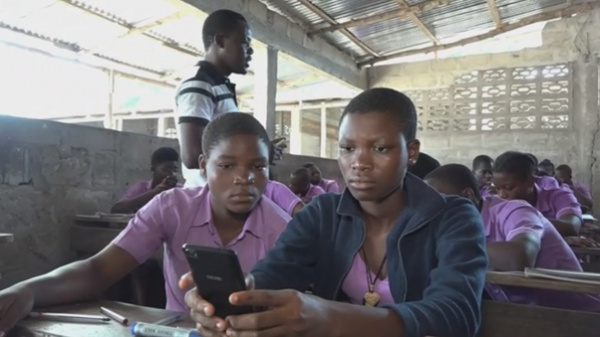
340;88;417;141
493;151;535;180
425;164;481;200
201;113;270;157
291;167;311;185
556;164;572;175
539;159;555;169
408;152;440;179
202;9;247;50
151;147;179;166
302;162;316;169
472;155;493;170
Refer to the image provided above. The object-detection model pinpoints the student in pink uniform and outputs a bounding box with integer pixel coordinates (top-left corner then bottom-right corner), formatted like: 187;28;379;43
303;162;340;193
472;155;495;197
524;153;561;189
492;151;583;237
289;167;326;203
425;164;600;312
263;180;304;216
556;164;593;211
182;88;487;337
0;113;292;334
111;147;180;214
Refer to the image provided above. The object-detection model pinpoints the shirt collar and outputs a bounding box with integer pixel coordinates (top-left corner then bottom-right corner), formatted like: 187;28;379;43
197;61;230;85
194;187;266;239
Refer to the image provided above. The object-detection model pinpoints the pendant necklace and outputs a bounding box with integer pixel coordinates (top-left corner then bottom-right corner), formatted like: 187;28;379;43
361;246;387;307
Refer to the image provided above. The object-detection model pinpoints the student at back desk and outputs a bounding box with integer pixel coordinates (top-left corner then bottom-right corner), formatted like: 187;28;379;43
492;151;583;238
182;88;487;337
263;180;304;216
111;147;180;214
556;164;593;212
425;164;600;312
473;155;495;196
302;162;340;193
0;113;291;335
289;167;325;203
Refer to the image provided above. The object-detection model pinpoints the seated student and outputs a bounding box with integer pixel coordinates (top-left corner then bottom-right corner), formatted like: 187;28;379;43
472;154;495;196
492;151;582;237
111;147;180;214
538;159;555;177
264;180;304;216
289;168;325;203
0;113;292;334
424;164;600;312
525;153;561;189
303;162;340;193
556;164;593;211
406;152;440;179
181;88;487;337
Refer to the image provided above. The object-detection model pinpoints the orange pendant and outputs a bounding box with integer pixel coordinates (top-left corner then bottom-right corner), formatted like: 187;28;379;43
363;291;381;307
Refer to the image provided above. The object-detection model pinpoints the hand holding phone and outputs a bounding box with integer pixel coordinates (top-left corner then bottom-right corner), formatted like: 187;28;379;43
182;244;253;318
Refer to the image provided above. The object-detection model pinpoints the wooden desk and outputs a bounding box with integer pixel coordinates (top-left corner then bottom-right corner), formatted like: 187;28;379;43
73;214;133;229
486;271;600;294
477;300;600;337
572;247;600;256
0;233;14;244
10;301;193;337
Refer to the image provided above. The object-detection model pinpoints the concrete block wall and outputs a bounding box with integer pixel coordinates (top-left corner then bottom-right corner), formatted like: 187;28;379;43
368;10;600;215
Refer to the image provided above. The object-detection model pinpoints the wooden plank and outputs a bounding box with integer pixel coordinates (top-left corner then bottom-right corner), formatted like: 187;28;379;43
486;271;600;294
0;233;14;244
486;0;502;28
478;300;600;337
10;301;194;337
572;247;600;256
396;0;441;45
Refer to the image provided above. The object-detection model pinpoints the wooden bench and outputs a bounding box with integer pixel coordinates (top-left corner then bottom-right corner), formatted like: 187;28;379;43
0;233;14;244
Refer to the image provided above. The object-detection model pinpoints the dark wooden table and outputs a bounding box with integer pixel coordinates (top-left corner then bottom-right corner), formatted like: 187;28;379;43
486;270;600;294
9;301;193;337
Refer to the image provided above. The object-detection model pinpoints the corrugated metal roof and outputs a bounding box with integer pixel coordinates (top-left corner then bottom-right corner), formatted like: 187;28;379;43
0;0;356;101
258;0;586;62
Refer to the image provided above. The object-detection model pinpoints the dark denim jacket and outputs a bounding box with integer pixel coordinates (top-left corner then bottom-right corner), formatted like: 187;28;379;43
252;173;488;337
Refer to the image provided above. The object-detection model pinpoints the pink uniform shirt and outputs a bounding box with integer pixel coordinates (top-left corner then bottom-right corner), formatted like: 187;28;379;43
571;182;592;199
112;186;292;312
341;253;395;306
318;178;340;193
297;185;326;203
263;180;303;215
481;196;600;311
534;184;582;220
119;180;153;202
535;176;560;190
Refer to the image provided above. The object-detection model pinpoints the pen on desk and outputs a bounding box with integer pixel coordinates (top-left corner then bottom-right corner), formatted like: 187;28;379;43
130;322;200;337
100;306;129;325
152;314;182;326
28;312;110;324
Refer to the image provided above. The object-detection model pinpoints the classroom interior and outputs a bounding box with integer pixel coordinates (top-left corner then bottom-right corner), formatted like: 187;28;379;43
2;0;600;336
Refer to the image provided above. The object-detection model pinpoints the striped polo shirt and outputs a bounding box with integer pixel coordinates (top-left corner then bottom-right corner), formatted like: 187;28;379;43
176;61;239;187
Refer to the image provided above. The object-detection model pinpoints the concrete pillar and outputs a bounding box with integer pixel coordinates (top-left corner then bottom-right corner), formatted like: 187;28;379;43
290;107;302;154
253;46;278;139
320;102;327;158
157;117;166;137
104;70;115;130
572;61;600;217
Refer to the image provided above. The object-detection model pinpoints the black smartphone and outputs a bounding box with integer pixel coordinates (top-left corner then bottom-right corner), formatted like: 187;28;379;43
182;244;253;318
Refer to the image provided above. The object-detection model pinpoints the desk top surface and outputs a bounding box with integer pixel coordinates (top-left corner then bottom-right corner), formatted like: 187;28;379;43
11;301;193;337
486;271;600;294
74;214;133;225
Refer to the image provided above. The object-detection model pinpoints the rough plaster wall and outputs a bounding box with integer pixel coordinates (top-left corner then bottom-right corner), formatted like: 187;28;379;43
0;116;180;289
368;10;600;216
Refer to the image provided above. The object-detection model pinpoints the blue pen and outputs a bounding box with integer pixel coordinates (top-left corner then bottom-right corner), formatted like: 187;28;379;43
152;314;183;326
131;322;200;337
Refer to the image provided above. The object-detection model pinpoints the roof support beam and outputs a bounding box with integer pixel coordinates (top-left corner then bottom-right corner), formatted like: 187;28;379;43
359;2;600;67
296;0;379;57
309;0;450;35
487;0;502;28
395;0;440;45
179;0;365;89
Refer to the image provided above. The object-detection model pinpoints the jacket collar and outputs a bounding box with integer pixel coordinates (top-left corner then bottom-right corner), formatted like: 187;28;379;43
336;173;446;230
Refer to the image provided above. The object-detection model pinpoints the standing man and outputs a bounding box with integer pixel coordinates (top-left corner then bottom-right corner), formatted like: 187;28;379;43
176;9;284;187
